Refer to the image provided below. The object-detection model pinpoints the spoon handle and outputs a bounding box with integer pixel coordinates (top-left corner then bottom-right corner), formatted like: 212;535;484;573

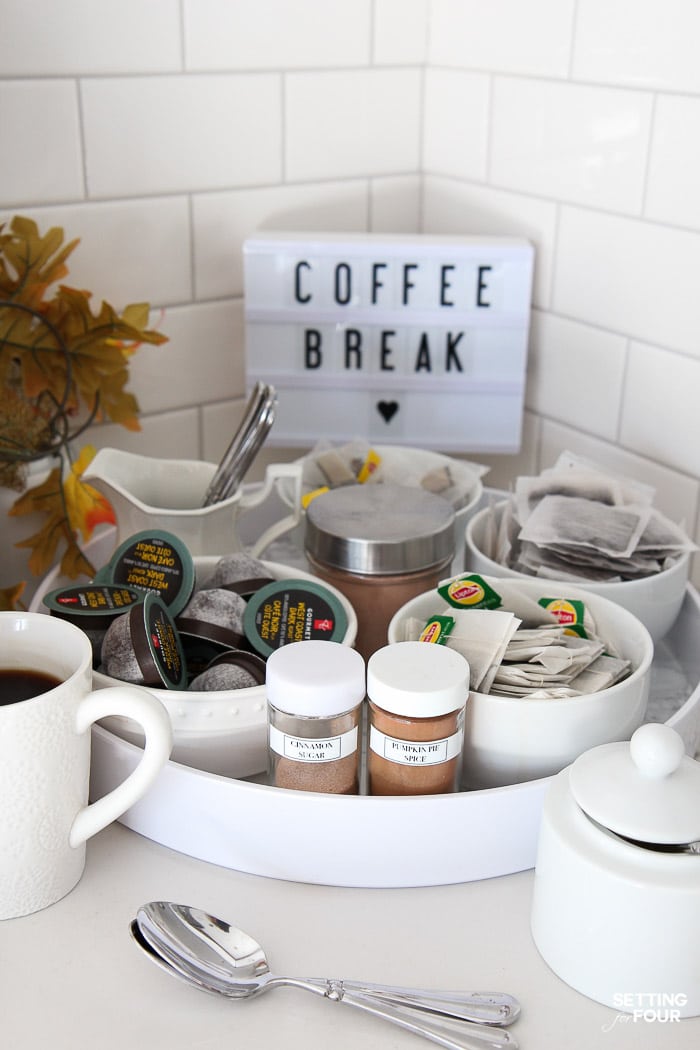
331;988;519;1050
322;981;520;1026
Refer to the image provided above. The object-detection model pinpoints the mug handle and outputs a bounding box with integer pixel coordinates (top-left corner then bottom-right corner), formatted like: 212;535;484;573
239;462;303;558
69;687;172;849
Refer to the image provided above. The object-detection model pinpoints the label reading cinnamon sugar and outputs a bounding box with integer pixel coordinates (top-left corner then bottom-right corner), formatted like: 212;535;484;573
269;724;358;763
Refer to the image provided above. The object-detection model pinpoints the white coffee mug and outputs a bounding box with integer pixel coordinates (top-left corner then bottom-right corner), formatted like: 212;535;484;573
0;611;173;919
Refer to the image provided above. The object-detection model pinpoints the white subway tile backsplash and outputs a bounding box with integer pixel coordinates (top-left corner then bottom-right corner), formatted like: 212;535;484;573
373;0;429;65
620;342;700;478
574;0;700;92
0;198;192;309
184;0;371;70
525;311;626;440
423;70;490;181
128;300;244;415
0;82;83;205
490;78;652;214
0;0;181;75
87;409;201;462
645;95;700;232
476;411;541;492
553;207;700;359
285;69;421;181
421;176;557;309
428;0;575;78
370;175;422;232
202;398;306;479
81;75;282;198
193;181;369;300
539;419;700;543
1;1;699;590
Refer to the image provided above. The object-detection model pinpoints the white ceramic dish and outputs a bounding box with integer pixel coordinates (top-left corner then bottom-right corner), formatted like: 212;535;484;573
31;538;357;779
465;500;690;644
388;575;654;789
86;587;700;889
277;444;485;560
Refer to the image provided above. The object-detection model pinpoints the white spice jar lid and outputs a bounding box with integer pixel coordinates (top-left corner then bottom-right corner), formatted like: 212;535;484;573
265;640;366;717
367;642;470;718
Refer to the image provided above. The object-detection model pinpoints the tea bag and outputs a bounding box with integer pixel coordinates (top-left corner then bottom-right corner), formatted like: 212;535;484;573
551;451;656;506
443;608;521;692
568;653;631;694
518;496;652;561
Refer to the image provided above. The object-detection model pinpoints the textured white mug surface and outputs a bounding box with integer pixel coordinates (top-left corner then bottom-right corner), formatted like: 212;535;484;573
0;612;172;920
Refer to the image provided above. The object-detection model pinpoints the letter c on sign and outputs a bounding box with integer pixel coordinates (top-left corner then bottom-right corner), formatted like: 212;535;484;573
295;260;311;303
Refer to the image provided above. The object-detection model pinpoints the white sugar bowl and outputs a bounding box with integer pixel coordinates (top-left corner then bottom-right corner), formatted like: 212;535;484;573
531;723;700;1017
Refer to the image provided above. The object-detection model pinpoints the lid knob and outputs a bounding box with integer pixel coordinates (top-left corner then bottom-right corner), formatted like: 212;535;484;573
629;723;686;779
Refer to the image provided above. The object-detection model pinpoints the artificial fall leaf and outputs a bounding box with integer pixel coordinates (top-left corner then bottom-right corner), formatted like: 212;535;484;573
0;216;168;430
63;445;116;542
0;216;79;311
8;453;106;580
0;581;26;611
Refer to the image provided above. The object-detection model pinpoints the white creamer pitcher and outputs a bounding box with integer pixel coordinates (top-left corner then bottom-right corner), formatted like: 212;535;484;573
83;447;302;557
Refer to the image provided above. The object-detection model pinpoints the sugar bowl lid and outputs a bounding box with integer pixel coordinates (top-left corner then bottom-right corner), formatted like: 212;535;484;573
569;723;700;846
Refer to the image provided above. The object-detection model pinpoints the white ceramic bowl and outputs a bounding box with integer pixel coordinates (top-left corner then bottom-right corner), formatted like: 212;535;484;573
388;575;654;789
465;500;690;644
32;548;357;779
278;445;485;563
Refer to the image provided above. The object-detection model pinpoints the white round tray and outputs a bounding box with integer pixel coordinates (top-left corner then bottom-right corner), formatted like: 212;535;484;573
90;584;700;888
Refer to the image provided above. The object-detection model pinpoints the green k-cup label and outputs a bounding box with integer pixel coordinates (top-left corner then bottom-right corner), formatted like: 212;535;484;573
419;615;455;644
438;574;503;610
103;529;195;617
130;592;188;689
243;579;348;658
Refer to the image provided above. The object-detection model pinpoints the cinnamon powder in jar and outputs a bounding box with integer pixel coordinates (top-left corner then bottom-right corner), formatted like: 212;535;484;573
367;642;469;796
265;640;365;795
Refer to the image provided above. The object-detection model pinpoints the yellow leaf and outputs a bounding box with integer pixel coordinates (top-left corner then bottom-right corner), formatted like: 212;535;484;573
0;581;27;611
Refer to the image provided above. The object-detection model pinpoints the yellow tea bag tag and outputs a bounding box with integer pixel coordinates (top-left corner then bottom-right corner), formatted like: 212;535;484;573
302;486;329;509
357;448;381;484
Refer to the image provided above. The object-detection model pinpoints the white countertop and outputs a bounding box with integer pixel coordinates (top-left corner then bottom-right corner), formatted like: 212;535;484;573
2;822;698;1050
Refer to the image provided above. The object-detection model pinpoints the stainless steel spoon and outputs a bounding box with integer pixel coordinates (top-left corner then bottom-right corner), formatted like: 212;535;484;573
203;382;277;506
132;902;520;1050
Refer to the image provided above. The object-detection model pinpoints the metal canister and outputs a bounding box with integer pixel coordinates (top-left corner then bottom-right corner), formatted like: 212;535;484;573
304;484;455;662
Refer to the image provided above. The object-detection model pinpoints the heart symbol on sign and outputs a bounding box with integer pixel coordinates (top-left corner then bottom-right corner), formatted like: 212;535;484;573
377;400;399;423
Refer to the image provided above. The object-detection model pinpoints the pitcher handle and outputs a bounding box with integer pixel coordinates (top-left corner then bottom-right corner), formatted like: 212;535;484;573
239;462;304;559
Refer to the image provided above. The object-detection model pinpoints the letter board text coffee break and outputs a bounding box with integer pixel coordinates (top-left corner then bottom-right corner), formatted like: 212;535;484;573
243;232;534;452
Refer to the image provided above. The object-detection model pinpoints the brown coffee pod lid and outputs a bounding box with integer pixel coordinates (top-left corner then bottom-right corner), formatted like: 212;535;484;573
175;617;244;650
219;576;275;598
206;648;267;684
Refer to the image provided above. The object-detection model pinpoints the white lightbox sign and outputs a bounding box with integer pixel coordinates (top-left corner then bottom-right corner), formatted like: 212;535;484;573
243;232;534;452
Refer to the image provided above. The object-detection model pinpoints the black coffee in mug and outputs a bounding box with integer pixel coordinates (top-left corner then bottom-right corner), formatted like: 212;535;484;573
0;668;62;706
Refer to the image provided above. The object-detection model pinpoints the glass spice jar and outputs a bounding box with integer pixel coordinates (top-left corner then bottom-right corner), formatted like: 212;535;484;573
366;641;469;796
304;484;455;663
265;640;365;795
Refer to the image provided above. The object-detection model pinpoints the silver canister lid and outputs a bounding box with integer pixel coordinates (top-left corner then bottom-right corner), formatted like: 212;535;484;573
304;483;455;575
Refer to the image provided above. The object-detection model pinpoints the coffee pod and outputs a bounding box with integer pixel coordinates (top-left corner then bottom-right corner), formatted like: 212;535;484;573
207;552;274;599
98;529;195;616
43;583;144;661
189;649;267;691
243;578;348;658
101;591;187;689
176;588;247;649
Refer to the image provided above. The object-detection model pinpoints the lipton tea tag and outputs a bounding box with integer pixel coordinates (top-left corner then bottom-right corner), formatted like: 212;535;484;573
438;574;503;610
